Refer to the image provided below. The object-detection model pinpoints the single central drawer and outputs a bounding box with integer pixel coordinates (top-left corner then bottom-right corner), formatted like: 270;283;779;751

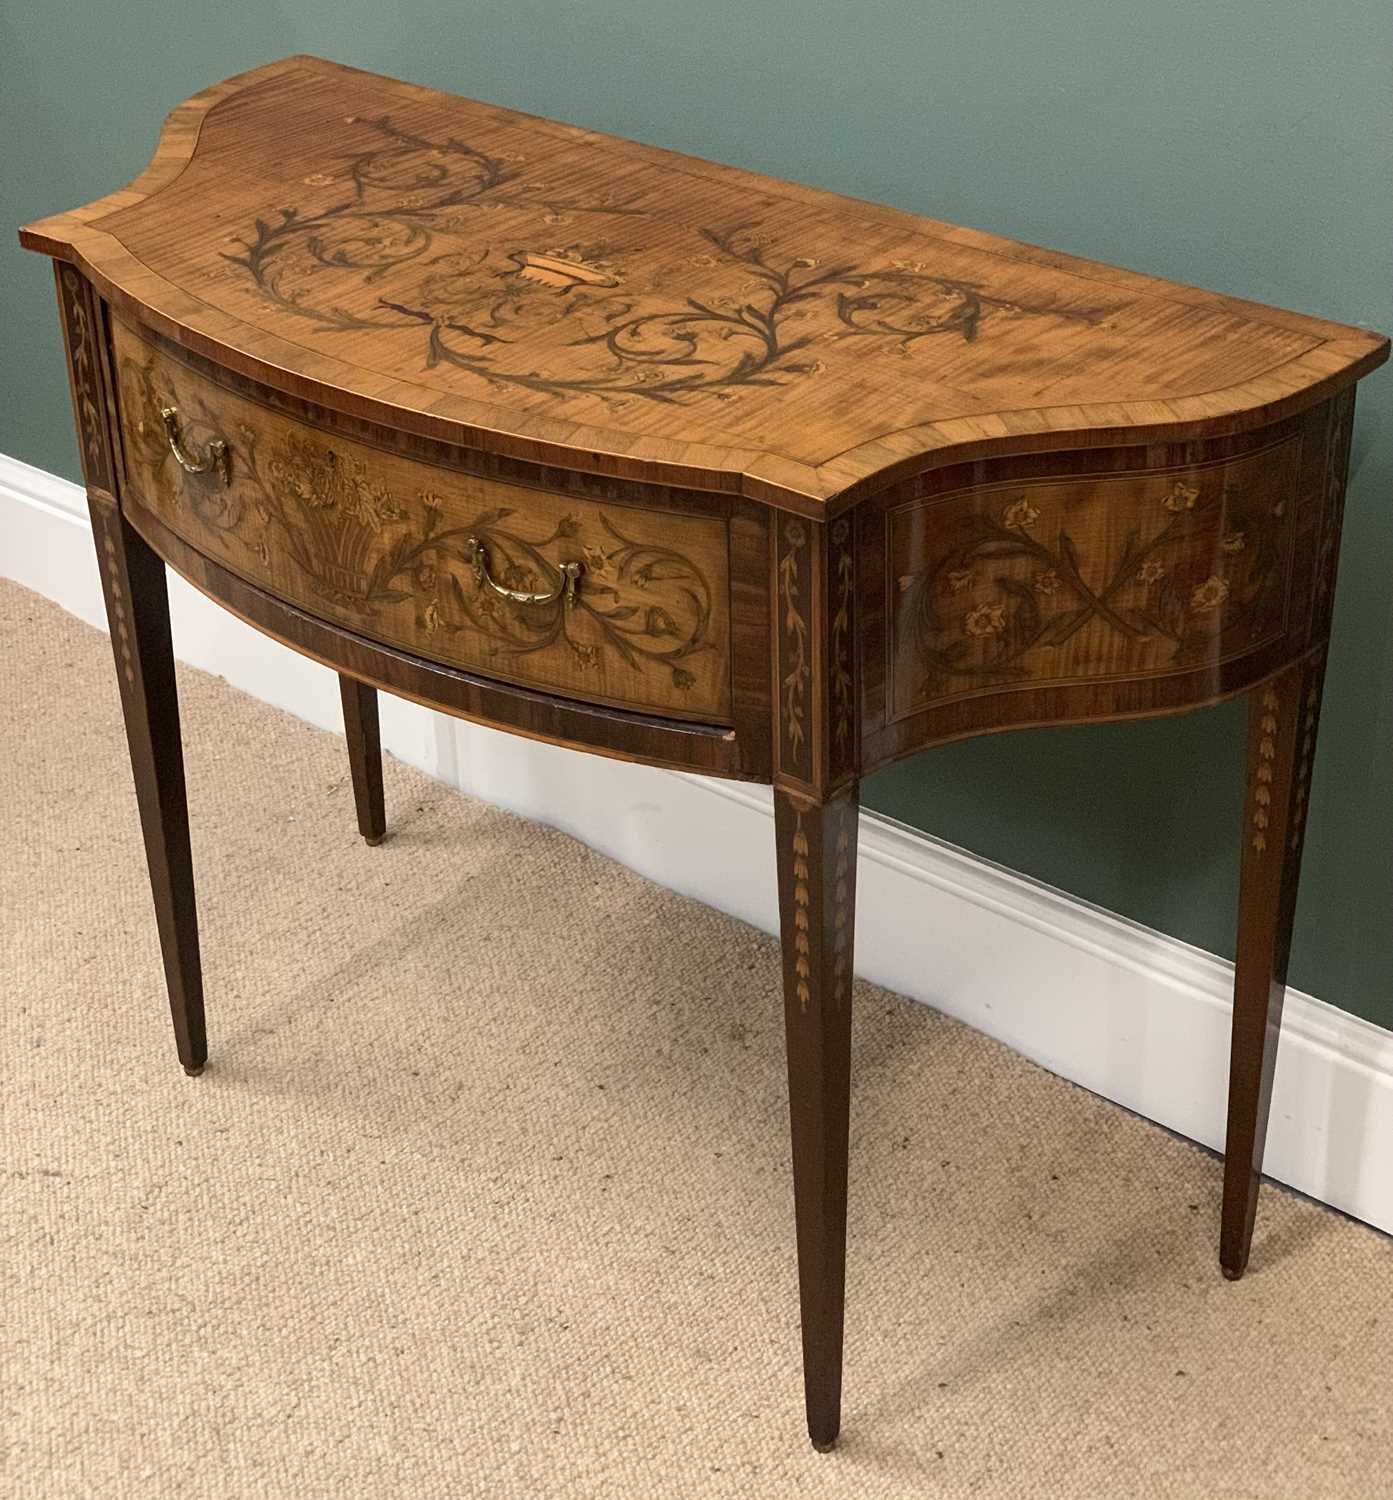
110;317;732;723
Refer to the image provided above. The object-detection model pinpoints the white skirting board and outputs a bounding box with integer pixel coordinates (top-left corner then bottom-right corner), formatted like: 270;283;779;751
5;450;1392;1237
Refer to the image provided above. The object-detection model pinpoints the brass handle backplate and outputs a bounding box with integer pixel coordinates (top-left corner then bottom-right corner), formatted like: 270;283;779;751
159;406;231;485
466;536;581;608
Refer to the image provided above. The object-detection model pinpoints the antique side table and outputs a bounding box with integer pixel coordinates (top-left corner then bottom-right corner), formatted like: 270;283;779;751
21;56;1387;1450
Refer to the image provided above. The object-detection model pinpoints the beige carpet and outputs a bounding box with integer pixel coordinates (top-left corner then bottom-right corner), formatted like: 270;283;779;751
2;577;1390;1500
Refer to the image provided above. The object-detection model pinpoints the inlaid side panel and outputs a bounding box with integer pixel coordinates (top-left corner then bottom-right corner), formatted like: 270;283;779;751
858;400;1346;770
111;318;732;723
1311;385;1355;643
888;437;1300;721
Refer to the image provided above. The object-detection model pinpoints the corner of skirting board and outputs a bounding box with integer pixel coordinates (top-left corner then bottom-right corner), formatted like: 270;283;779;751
0;453;108;629
4;448;1391;1237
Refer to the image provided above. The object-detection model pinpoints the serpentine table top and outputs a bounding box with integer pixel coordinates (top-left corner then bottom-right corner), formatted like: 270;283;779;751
20;55;1388;1455
21;55;1386;510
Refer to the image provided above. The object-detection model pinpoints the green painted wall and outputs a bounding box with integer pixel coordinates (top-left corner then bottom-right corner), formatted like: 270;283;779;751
4;4;1389;1024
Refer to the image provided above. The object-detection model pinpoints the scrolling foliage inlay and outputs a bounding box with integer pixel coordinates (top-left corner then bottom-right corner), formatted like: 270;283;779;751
115;328;728;718
778;518;812;777
223;115;1103;407
57;267;111;489
890;440;1300;717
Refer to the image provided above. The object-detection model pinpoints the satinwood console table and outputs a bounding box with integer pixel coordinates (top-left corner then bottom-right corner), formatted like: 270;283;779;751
21;56;1388;1450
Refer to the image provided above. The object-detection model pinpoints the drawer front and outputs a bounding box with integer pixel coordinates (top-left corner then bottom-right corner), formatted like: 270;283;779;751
111;318;731;722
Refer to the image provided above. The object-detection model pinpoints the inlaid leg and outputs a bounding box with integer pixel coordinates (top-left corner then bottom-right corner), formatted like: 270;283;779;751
338;675;385;846
1221;653;1326;1278
775;785;858;1450
89;499;206;1076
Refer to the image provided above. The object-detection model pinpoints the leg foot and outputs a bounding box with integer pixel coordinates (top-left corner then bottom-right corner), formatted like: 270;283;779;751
339;675;386;845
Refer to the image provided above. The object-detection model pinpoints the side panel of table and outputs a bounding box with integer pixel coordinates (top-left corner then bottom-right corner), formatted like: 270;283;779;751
858;396;1351;766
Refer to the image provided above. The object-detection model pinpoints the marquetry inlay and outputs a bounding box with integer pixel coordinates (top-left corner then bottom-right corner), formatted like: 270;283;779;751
889;439;1302;720
777;518;812;777
112;318;732;723
56;265;111;490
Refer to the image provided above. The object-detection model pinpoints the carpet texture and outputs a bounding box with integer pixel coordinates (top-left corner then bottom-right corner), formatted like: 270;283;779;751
2;577;1390;1499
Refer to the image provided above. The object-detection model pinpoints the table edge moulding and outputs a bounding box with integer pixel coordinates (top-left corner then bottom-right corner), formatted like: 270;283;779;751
19;54;1388;1453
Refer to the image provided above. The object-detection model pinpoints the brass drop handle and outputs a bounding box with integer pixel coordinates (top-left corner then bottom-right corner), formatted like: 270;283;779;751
159;406;231;485
466;536;581;608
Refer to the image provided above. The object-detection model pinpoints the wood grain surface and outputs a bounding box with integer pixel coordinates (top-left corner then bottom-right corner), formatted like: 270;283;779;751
112;315;732;722
887;435;1301;718
857;396;1349;768
20;55;1388;510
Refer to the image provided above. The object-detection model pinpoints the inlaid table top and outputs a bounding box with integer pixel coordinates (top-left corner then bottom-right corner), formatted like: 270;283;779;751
19;54;1389;1455
21;54;1387;510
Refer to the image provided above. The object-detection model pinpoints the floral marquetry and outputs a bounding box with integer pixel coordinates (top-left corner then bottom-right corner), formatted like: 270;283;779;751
27;56;1383;504
223;130;1096;412
777;519;812;779
55;266;112;491
1251;684;1281;854
827;518;856;784
780;796;857;1016
112;318;731;723
888;439;1302;720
